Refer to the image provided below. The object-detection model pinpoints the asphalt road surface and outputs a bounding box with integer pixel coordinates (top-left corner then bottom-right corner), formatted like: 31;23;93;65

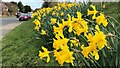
1;17;19;25
0;17;22;39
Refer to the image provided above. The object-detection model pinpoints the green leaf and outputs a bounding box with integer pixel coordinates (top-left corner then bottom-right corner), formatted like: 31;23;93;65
79;54;90;67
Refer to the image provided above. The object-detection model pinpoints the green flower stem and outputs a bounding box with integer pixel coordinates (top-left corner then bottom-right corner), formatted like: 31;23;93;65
74;47;79;66
110;17;120;26
89;54;101;67
108;19;120;36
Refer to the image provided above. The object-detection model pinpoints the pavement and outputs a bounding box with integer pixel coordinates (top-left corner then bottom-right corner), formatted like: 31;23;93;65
0;17;22;39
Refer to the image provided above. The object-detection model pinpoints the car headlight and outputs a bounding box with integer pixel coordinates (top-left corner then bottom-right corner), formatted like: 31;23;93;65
24;16;27;18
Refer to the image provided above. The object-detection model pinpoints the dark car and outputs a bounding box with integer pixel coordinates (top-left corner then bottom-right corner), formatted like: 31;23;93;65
19;14;31;21
16;12;21;18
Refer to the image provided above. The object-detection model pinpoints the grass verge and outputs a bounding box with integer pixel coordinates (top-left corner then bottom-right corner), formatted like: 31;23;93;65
1;19;60;67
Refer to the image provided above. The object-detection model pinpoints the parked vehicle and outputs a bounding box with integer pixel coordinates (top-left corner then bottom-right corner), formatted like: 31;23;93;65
16;12;21;18
19;13;31;21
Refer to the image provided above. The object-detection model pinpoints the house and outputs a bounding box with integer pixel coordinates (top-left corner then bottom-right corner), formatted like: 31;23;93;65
0;2;9;17
4;2;18;15
0;2;19;17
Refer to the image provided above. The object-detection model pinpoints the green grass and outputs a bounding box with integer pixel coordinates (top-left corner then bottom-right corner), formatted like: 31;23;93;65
105;2;119;21
104;2;120;33
1;19;60;67
1;2;120;67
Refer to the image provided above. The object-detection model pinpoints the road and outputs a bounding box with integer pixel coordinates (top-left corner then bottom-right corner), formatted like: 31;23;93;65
0;17;22;39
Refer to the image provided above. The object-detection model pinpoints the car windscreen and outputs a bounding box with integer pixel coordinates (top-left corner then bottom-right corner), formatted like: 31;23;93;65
20;14;28;17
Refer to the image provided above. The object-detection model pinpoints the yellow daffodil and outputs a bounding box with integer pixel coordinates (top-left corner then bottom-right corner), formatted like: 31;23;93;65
103;4;105;8
33;19;40;26
61;2;68;10
39;46;50;63
93;32;107;50
62;19;69;27
53;6;57;9
46;7;52;13
88;27;107;50
70;37;79;47
57;3;60;7
53;36;69;50
81;44;93;58
81;25;107;60
33;19;41;31
53;21;67;38
58;7;61;11
38;16;41;20
67;14;74;32
82;44;99;60
53;23;63;35
34;26;39;31
52;11;56;15
90;49;99;60
73;2;77;6
32;12;38;18
54;45;74;66
42;13;46;17
72;12;88;36
96;13;108;27
50;18;57;24
87;5;98;19
60;12;64;16
41;30;46;35
67;3;74;8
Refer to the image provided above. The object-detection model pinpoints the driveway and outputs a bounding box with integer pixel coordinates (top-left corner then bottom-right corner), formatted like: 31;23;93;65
0;17;22;39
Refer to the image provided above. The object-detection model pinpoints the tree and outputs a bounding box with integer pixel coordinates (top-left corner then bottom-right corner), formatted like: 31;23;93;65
24;5;32;13
42;2;50;8
17;1;24;12
10;1;17;5
4;2;18;15
42;0;55;8
42;0;59;8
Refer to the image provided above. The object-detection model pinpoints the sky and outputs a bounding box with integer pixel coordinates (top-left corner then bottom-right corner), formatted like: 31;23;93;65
2;0;44;10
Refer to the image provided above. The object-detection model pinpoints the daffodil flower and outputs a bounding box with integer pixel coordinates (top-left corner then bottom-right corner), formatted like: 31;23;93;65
33;19;41;31
50;18;57;24
32;12;38;18
72;12;88;36
41;30;46;35
34;26;39;31
60;12;64;16
54;45;74;66
39;46;50;63
87;5;98;19
70;37;79;47
53;36;69;50
103;4;105;8
52;11;56;15
42;13;46;17
96;13;108;27
67;14;74;32
81;25;107;60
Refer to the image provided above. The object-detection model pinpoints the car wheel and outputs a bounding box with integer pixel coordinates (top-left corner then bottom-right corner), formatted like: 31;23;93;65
19;18;24;21
19;18;22;21
19;19;21;21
